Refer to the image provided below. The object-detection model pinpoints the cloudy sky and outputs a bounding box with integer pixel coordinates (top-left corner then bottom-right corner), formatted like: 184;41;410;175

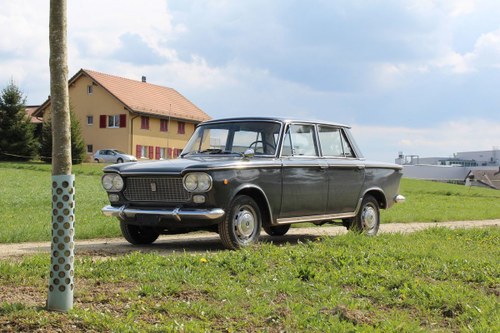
1;0;499;162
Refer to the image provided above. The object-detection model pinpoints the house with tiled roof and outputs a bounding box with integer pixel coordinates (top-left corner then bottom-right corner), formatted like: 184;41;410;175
33;69;211;161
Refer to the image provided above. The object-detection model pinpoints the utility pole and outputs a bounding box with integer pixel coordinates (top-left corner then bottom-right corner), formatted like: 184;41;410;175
47;0;75;312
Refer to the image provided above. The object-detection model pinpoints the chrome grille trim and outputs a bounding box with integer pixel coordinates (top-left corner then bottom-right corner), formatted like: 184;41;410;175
123;177;191;202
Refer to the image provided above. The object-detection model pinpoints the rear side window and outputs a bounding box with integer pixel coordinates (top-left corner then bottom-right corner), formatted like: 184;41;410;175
282;124;318;157
318;126;355;158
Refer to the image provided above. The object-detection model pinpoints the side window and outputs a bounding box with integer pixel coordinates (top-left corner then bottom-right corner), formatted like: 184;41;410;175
281;124;318;157
341;131;355;157
318;126;344;157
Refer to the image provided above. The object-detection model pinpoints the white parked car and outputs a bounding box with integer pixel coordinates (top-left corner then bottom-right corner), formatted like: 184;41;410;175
93;149;137;164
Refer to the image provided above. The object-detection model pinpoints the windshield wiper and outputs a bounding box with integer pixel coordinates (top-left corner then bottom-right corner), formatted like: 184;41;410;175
182;149;244;157
198;148;224;154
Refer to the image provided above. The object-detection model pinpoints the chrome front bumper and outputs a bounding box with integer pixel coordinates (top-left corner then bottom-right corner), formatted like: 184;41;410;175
102;205;225;222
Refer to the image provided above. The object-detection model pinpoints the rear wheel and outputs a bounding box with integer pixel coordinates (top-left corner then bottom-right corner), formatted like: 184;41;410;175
120;220;160;245
219;195;262;250
350;195;380;236
263;224;290;236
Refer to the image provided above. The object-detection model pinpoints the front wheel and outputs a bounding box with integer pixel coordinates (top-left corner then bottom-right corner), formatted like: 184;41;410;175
117;158;124;163
120;220;160;245
350;195;380;236
218;195;262;250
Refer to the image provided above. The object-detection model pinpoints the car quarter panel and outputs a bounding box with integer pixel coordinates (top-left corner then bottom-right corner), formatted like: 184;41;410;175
362;163;404;209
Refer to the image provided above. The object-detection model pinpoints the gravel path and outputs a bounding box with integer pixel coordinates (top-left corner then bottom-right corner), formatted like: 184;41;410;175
0;220;498;258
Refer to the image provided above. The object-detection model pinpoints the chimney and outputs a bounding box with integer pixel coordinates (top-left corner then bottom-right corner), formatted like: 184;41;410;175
141;76;146;83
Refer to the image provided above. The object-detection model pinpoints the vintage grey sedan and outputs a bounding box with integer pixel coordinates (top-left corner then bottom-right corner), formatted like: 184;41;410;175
101;117;405;249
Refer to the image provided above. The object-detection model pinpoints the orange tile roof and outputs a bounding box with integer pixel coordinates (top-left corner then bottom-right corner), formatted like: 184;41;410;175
26;106;43;123
81;69;211;122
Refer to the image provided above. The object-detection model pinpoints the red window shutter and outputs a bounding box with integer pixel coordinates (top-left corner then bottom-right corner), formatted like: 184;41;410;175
148;146;154;159
99;115;106;128
120;114;127;128
155;146;160;159
160;119;168;132
167;148;172;159
178;122;185;134
141;116;150;130
136;145;142;158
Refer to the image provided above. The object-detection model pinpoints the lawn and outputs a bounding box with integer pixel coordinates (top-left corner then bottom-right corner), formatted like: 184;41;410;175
0;227;498;332
1;162;500;243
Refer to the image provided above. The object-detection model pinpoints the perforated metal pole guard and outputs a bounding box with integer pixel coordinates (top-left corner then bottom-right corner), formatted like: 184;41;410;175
47;174;75;312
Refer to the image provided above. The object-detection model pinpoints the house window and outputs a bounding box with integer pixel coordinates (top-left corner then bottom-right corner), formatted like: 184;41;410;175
178;121;185;134
160;119;169;132
86;144;93;153
138;145;154;159
141;116;150;130
156;147;167;159
87;85;93;95
108;115;120;128
100;114;126;128
87;115;93;125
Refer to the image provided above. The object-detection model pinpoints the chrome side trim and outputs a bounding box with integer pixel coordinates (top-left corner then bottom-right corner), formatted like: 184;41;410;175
102;205;225;221
394;195;406;203
276;212;356;225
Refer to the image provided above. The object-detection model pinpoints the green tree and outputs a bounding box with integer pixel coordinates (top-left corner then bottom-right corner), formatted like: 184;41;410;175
40;109;86;164
0;81;38;160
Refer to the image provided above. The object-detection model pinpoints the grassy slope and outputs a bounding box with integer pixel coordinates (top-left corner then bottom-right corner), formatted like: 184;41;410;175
0;227;498;332
0;162;499;243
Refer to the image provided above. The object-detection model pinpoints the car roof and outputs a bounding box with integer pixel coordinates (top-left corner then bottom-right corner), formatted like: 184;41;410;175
199;117;351;129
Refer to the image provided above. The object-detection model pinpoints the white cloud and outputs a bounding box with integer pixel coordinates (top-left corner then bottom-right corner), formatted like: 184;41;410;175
352;119;500;162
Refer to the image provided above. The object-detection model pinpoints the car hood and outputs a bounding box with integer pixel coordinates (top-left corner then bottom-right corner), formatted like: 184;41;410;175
103;156;280;175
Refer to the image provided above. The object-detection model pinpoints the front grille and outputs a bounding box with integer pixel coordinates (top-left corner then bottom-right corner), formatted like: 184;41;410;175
123;177;191;203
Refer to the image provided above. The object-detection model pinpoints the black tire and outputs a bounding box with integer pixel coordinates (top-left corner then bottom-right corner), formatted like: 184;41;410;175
117;158;124;163
263;224;290;236
94;158;100;163
218;195;262;249
119;220;160;245
350;195;380;236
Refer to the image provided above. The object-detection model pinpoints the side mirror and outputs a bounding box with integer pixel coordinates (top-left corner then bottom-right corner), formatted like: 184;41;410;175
243;148;255;158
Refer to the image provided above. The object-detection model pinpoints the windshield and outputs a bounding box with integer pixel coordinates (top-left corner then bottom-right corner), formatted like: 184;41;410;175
182;121;282;157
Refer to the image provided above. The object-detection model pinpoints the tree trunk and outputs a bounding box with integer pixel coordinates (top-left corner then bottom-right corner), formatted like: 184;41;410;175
47;0;75;313
49;0;71;175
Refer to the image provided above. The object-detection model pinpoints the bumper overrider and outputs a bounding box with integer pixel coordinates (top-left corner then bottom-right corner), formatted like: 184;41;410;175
102;205;225;222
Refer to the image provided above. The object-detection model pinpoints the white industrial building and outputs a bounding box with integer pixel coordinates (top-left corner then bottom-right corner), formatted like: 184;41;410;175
395;148;500;189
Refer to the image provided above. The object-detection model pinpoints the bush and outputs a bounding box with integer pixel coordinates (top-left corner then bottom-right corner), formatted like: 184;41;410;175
0;81;38;161
39;109;86;164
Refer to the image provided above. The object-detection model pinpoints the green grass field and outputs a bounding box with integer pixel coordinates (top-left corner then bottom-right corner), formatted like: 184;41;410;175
0;161;499;243
0;227;498;332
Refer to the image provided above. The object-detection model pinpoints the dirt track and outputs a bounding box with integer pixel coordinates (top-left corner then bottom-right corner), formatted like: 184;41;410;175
0;220;498;259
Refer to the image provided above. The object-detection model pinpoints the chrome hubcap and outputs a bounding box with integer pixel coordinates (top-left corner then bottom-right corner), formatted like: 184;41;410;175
235;207;255;239
361;205;377;231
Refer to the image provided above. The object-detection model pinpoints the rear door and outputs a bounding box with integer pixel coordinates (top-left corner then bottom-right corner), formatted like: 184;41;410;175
317;125;365;214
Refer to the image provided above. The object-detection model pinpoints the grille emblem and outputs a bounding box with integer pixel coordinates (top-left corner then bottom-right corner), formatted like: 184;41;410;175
150;182;157;192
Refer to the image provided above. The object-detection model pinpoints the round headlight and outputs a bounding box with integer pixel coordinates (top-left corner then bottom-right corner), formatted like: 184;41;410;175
197;173;211;192
183;172;212;193
112;175;124;191
184;174;198;191
102;174;115;190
